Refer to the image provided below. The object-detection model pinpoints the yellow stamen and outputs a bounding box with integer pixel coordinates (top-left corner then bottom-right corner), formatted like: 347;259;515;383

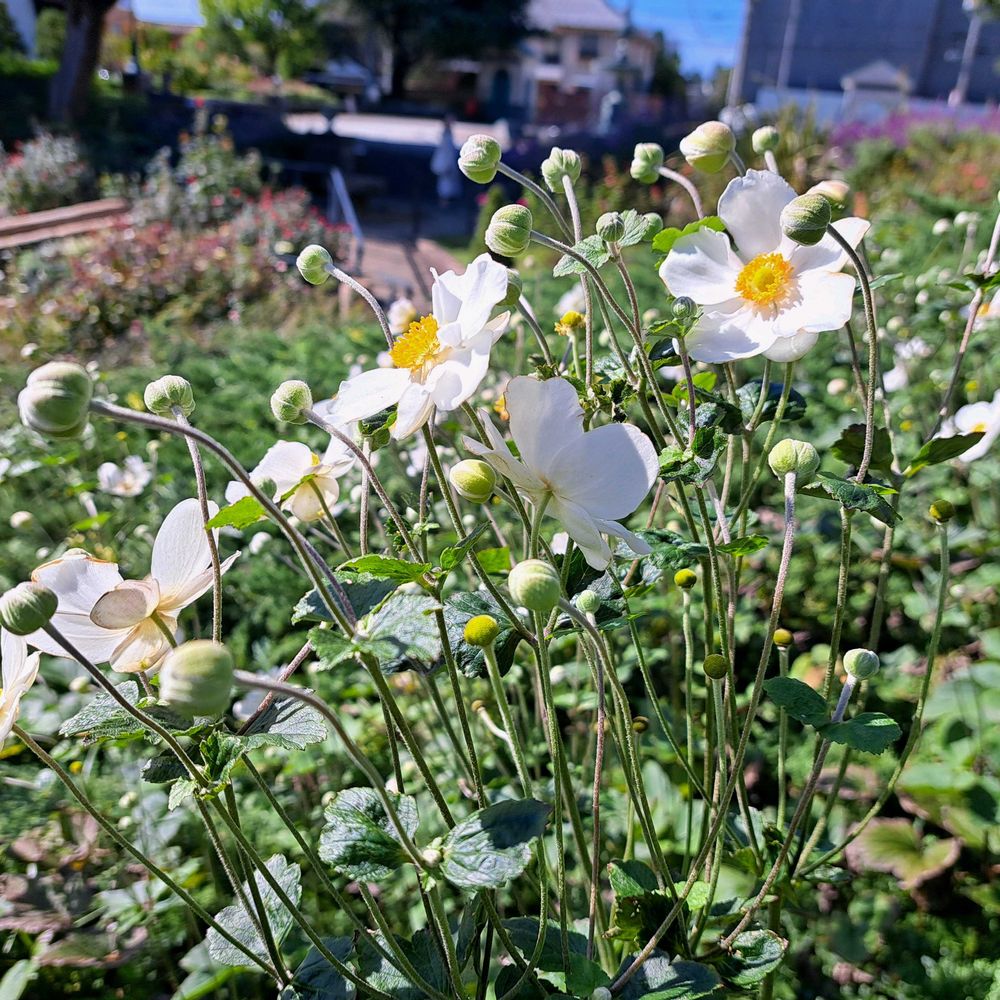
735;252;794;307
972;421;988;433
389;315;441;370
555;310;586;336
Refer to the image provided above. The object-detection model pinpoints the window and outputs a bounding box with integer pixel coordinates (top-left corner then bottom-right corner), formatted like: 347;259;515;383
579;34;600;60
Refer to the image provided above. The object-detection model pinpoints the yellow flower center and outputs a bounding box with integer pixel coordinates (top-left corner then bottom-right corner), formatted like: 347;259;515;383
735;252;794;307
972;421;988;433
389;315;441;370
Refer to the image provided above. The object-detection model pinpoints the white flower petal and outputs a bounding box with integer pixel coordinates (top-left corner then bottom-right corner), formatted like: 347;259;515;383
660;228;743;306
594;518;652;556
681;305;778;363
719;169;796;259
288;477;339;522
774;270;857;336
0;631;40;743
158;552;239;613
763;330;819;362
549;497;612;570
151;499;219;605
327;367;410;425
428;347;491;412
506;376;585;479
32;553;123;615
462;425;544;495
251;441;316;497
90;579;161;629
433;253;508;340
786;217;871;272
391;383;435;440
109;618;174;674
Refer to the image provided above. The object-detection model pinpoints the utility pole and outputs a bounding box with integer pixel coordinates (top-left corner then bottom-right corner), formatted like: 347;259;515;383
949;4;984;107
726;0;756;108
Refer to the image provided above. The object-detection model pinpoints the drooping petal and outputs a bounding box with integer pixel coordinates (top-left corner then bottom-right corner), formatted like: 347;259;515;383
763;329;819;362
250;441;316;498
326;368;410;425
151;499;219;605
773;270;857;336
549;497;612;570
287;474;339;522
109;617;174;674
90;579;161;629
680;304;778;363
461;418;545;495
785;217;871;272
320;429;358;475
157;552;239;613
433;253;508;340
31;553;123;615
594;518;652;556
506;376;585;480
660;228;743;305
427;346;491;412
390;383;436;440
718;169;796;260
0;631;40;743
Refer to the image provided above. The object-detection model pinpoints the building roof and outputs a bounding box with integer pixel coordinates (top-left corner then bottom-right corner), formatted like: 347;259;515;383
116;0;205;28
528;0;627;33
841;59;911;93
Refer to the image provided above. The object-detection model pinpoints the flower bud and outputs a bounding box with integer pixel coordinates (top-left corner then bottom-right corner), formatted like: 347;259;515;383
0;582;58;636
159;640;234;717
449;459;497;503
464;614;500;648
485;205;532;257
752;126;780;154
929;500;955;523
630;142;664;184
631;715;649;734
507;559;561;613
674;568;697;589
591;990;613;1000
768;439;820;481
773;628;794;647
780;194;831;247
641;212;664;240
843;647;880;680
596;212;626;244
458;134;502;184
679;121;735;174
703;654;730;680
144;375;194;417
270;380;312;424
296;244;333;285
500;268;523;309
18;362;92;439
808;179;851;218
541;147;582;192
471;698;486;712
576;590;601;614
672;296;698;322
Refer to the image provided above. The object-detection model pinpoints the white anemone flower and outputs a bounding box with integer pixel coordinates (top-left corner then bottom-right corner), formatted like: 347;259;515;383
225;435;355;523
1;630;41;745
660;169;870;363
98;455;153;497
326;253;510;440
463;376;657;570
938;390;1000;462
26;499;238;673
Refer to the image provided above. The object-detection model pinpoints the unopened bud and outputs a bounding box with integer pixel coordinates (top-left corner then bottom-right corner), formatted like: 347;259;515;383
270;380;312;424
0;582;58;636
929;500;955;523
631;715;649;734
471;698;486;712
159;640;234;717
672;296;698;322
18;362;92;439
296;244;333;285
843;647;879;680
679;121;735;174
630;142;664;184
773;628;794;647
808;180;851;218
641;212;664;240
507;559;561;613
144;375;194;417
752;126;780;154
703;654;730;680
768;439;820;481
485;205;532;257
458;134;501;184
541;147;582;192
576;590;601;614
449;459;497;503
674;568;697;589
596;212;626;244
780;194;832;247
463;614;500;648
500;268;523;309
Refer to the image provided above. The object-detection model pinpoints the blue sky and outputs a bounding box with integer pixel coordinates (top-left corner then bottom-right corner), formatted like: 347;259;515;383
631;0;744;75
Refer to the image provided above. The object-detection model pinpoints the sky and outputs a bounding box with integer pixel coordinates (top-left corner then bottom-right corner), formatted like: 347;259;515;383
631;0;745;76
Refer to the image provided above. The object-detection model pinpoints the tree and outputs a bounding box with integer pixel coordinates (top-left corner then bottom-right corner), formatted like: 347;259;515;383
0;1;26;54
49;0;117;123
354;0;530;100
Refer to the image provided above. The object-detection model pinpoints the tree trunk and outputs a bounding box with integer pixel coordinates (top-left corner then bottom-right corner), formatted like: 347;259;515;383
49;0;112;124
389;50;412;100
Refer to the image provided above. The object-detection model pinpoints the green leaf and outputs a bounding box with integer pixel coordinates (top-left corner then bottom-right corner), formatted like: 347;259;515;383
439;524;488;572
735;379;807;424
476;546;511;575
865;271;903;291
199;732;246;785
904;432;984;477
846;819;960;889
60;681;141;736
338;555;431;584
831;423;895;476
553;234;610;277
241;696;328;750
819;712;902;755
634;529;709;581
279;938;352;1000
442;591;522;678
651;216;725;256
608;859;659;898
362;592;442;673
502;918;608;994
718;535;768;557
142;752;187;784
59;683;197;746
799;471;899;525
356;929;451;1000
658;427;725;485
206;496;265;530
206;854;301;967
618;208;654;248
318;787;419;881
763;677;829;728
440;798;550;890
715;930;787;988
292;574;396;625
615;951;722;999
309;629;361;671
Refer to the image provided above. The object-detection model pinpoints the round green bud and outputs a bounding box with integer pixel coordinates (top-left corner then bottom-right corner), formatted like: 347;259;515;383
768;438;820;481
485;205;532;257
270;380;313;424
144;374;194;417
679;121;735;174
780;194;832;247
672;296;698;322
773;627;794;647
296;244;333;285
929;500;955;523
590;989;613;1000
703;654;730;680
629;142;664;184
808;179;851;218
500;268;523;309
674;568;698;589
0;582;58;636
18;362;92;439
541;147;582;193
752;125;780;154
576;590;601;614
631;715;649;734
843;647;880;680
464;614;500;648
449;459;497;503
159;640;234;717
458;134;502;184
641;212;664;240
596;211;626;244
507;559;561;613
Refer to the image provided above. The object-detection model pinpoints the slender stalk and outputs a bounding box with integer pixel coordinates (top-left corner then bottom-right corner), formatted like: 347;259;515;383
496;161;572;240
323;261;395;348
657;166;704;218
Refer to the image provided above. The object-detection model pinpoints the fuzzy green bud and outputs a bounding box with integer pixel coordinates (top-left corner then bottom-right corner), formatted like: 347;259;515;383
18;362;92;439
0;582;58;636
576;590;601;614
768;438;820;481
630;142;664;184
270;380;312;424
703;654;730;680
159;640;234;717
590;990;613;1000
780;194;832;246
596;211;626;244
843;647;880;680
674;568;697;589
641;212;664;240
458;134;502;184
672;296;698;322
144;375;194;417
773;627;794;647
500;268;523;309
296;244;333;285
507;559;561;613
752;126;780;154
929;499;955;523
449;459;497;503
541;147;582;192
679;121;735;174
485;205;532;257
631;716;649;734
463;614;500;648
808;179;851;218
